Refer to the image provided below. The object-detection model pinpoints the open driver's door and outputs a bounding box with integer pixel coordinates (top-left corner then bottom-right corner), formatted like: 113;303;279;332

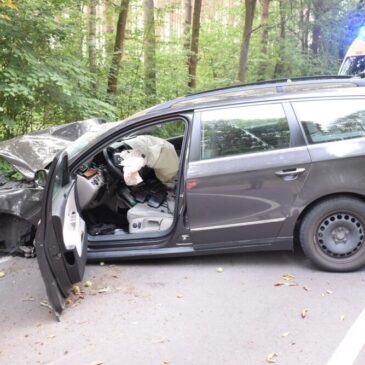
34;151;87;320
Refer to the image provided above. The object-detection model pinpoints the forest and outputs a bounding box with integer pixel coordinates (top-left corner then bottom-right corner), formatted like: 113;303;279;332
1;0;365;140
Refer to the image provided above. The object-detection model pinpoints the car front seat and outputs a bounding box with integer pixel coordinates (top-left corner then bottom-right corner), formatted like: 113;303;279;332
127;199;175;233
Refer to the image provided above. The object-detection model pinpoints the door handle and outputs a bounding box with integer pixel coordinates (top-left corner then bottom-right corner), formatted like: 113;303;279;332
275;167;306;179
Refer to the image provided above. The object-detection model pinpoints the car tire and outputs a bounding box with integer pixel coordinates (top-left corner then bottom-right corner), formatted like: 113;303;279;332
299;197;365;272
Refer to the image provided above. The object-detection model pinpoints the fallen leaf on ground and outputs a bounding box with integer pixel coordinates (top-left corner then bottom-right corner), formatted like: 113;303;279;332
98;287;111;294
340;314;345;321
65;298;73;305
71;285;81;295
326;289;333;294
301;308;310;318
216;267;224;273
266;352;279;363
22;297;35;302
281;332;290;337
274;281;298;287
46;334;56;339
99;262;105;266
84;280;93;288
303;286;311;292
0;271;6;278
40;301;52;310
88;362;103;365
282;273;295;281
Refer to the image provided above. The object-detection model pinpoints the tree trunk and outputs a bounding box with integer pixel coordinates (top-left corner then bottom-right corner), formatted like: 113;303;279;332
311;0;323;56
80;2;86;60
143;0;157;99
183;0;192;54
106;0;129;96
89;0;98;88
273;0;286;78
257;0;271;77
299;0;305;52
238;0;257;83
188;0;203;90
303;3;310;52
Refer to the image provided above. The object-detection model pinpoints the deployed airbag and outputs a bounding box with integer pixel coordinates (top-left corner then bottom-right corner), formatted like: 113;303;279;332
119;150;146;186
121;135;178;184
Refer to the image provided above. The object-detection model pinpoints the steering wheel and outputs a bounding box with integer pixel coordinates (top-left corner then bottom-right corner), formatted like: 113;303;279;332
103;147;124;179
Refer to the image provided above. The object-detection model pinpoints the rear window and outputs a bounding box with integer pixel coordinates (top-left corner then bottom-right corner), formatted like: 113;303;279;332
293;99;365;144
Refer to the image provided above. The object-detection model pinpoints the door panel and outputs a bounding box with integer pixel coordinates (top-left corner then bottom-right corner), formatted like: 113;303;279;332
186;102;311;248
35;152;86;318
187;147;311;246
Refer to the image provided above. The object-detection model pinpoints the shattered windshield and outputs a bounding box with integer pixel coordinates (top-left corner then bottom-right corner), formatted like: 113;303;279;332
65;122;120;160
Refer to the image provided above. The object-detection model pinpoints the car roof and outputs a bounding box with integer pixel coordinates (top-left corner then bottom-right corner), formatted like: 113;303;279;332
75;75;365;165
141;75;365;116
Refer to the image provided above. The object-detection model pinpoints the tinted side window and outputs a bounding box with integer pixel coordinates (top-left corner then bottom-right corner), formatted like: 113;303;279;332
293;99;365;144
200;104;290;160
340;56;365;76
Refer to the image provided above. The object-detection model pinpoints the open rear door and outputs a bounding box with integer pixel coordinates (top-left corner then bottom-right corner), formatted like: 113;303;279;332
34;151;87;320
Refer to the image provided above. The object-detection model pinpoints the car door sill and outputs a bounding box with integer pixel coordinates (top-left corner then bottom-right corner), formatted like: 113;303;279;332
86;237;293;260
87;246;195;260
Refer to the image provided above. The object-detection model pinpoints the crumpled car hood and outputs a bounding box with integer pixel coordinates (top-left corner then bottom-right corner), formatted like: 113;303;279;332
0;118;106;179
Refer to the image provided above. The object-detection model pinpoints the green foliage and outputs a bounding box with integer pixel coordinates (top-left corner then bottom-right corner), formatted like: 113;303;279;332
0;0;364;143
0;158;24;180
0;0;117;140
0;158;12;173
198;18;241;88
151;120;185;139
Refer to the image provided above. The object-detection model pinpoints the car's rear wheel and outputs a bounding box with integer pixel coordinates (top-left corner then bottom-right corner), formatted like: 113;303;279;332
299;197;365;272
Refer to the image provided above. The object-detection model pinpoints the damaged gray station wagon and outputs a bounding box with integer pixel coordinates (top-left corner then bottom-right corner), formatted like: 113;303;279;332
5;75;365;316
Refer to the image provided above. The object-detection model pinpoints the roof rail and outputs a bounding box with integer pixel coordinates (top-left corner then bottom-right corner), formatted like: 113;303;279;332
150;75;363;113
189;75;357;97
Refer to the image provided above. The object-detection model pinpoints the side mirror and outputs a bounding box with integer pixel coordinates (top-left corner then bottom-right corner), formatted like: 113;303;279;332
34;169;48;188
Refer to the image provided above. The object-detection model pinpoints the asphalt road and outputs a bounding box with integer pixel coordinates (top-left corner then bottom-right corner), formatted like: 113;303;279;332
1;251;365;365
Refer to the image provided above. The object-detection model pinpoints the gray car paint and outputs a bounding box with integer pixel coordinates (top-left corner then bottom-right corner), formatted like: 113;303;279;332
0;118;106;179
81;85;365;260
36;78;365;316
0;118;107;254
10;79;365;261
186;146;311;248
277;136;365;237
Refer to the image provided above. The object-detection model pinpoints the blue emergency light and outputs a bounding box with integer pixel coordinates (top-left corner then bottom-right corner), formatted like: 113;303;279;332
359;26;365;39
